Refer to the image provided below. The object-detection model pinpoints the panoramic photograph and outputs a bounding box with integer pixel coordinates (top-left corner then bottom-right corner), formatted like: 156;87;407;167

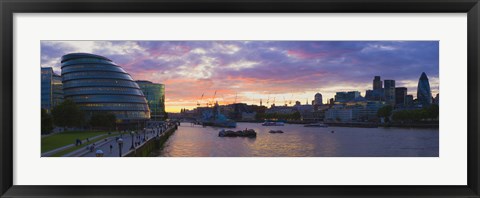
40;41;439;157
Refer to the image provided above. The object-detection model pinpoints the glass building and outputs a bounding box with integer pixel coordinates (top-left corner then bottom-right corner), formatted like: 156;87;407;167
373;76;382;90
314;93;323;105
61;53;150;123
384;80;396;106
136;80;165;120
41;67;64;112
417;72;432;106
395;87;407;106
335;91;361;103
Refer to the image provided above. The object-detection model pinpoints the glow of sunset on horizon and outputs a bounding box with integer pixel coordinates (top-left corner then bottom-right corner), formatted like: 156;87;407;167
41;41;439;113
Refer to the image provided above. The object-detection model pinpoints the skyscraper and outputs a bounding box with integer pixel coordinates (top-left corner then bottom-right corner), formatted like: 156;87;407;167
61;53;150;123
41;67;64;112
405;95;414;106
417;72;432;106
395;87;407;106
384;80;395;106
366;76;385;101
136;80;166;120
314;93;323;105
373;76;382;90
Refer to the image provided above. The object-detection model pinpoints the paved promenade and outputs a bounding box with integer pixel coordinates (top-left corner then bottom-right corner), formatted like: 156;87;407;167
80;130;158;157
79;125;174;157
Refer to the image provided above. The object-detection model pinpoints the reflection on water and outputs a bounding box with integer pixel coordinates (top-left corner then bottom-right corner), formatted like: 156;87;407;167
157;122;439;157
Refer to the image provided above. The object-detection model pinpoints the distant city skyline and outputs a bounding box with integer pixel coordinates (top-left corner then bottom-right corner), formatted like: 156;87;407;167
41;41;439;112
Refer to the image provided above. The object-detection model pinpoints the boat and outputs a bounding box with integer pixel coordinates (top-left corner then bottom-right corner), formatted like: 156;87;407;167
202;120;237;128
219;129;256;138
199;102;237;128
304;123;328;127
262;121;285;126
268;130;284;134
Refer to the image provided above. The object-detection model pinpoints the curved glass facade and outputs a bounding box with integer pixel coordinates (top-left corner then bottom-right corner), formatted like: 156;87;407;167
136;80;165;120
417;72;432;106
61;53;150;121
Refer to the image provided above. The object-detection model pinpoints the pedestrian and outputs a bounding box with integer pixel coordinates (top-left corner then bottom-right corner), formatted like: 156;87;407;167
109;144;113;153
86;138;89;142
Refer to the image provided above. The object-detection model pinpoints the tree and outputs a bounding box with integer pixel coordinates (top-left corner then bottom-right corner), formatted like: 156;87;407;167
391;104;439;123
41;108;53;134
162;112;169;120
292;111;301;120
89;112;117;130
255;112;265;121
425;104;439;120
377;105;393;122
52;99;85;129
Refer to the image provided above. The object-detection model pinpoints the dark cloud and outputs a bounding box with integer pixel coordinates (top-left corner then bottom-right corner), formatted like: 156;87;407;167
41;41;439;111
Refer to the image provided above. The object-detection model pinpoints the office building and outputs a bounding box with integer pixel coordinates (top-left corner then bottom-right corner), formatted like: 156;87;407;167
365;89;384;101
417;72;432;106
373;76;382;90
395;87;408;106
335;91;361;103
325;105;353;122
136;80;166;120
434;93;439;104
41;67;64;112
61;53;150;123
314;93;323;105
384;80;396;106
405;95;414;106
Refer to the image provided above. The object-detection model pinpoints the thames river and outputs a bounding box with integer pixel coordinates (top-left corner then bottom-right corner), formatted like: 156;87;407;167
156;122;439;157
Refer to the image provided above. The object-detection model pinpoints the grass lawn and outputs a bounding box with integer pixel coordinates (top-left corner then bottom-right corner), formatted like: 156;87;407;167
50;132;121;157
41;130;113;153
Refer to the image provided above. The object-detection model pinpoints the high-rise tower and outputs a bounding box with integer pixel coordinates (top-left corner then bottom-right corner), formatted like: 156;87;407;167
417;72;432;106
373;76;382;90
384;80;395;106
314;93;323;105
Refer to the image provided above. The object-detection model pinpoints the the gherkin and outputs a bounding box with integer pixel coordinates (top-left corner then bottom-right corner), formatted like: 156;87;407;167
417;72;432;106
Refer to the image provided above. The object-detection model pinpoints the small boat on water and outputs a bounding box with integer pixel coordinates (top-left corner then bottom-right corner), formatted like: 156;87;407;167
268;130;284;134
262;121;285;126
304;123;328;128
219;129;257;138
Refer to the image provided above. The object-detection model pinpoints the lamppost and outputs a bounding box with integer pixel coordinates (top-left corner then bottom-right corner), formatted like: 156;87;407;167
118;138;123;157
130;131;135;150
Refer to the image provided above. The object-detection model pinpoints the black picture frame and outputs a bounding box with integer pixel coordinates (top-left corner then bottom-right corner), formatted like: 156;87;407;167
1;0;479;197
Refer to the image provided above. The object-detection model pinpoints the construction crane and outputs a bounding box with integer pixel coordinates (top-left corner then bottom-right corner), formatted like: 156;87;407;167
197;93;204;107
289;93;294;105
212;91;217;105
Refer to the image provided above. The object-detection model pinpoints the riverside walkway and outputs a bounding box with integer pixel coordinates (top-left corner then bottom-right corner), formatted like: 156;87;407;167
71;124;175;157
80;130;157;157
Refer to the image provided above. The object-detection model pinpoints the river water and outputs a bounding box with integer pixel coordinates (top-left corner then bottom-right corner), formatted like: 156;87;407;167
157;122;438;157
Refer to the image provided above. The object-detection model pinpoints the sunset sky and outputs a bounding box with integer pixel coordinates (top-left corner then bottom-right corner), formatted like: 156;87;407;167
41;41;439;113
